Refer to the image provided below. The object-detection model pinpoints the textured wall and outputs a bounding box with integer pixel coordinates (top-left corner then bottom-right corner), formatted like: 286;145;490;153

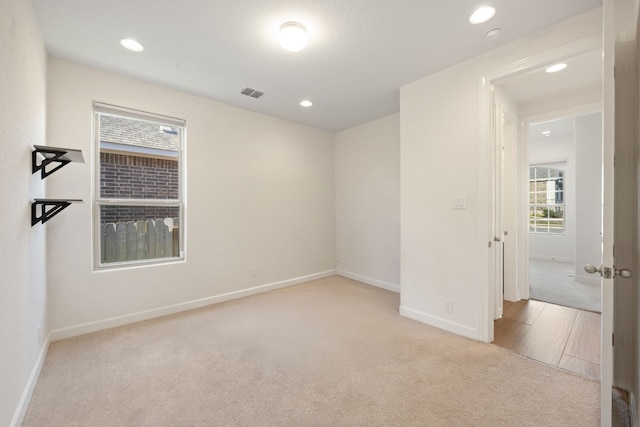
46;58;336;336
335;114;400;291
0;0;47;425
400;9;603;341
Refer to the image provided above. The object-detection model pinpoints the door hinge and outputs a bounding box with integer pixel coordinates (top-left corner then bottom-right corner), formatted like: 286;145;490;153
612;333;615;346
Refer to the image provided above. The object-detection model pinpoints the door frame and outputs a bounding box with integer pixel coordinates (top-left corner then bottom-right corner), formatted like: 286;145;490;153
479;33;602;343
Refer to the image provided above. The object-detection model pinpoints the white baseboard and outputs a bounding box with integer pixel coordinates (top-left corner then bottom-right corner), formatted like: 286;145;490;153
336;270;400;293
529;255;575;264
50;270;336;341
574;274;601;286
399;305;482;341
10;334;50;427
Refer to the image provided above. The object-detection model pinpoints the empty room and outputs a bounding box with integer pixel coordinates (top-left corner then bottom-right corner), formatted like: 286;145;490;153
3;0;640;426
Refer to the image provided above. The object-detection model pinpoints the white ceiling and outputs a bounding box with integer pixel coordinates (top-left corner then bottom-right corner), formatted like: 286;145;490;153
529;117;576;145
494;49;603;106
32;0;602;131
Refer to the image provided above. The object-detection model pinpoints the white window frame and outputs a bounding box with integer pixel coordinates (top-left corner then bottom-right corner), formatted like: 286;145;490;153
93;102;186;269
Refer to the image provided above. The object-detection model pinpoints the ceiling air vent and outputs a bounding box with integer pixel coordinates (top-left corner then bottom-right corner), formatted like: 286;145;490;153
240;87;264;99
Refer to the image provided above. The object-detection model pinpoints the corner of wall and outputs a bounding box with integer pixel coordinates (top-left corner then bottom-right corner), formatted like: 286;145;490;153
10;336;50;427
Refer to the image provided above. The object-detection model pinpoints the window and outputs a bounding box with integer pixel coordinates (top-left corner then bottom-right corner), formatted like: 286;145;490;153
529;166;564;234
94;103;185;267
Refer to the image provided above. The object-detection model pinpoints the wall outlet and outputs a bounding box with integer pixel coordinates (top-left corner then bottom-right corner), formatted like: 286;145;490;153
453;196;466;209
444;300;453;313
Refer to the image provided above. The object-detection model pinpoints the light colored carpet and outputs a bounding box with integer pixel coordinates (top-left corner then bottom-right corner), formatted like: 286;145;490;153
23;276;600;426
530;258;601;313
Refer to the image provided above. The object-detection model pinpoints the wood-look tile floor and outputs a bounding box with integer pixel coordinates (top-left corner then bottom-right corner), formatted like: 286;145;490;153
494;299;601;380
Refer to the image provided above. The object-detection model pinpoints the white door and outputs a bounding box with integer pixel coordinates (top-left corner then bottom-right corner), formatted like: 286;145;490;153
596;0;635;423
491;90;504;320
599;0;614;415
490;87;518;320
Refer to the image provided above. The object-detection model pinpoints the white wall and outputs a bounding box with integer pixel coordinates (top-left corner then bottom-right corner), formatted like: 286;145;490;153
399;9;602;341
335;114;400;291
0;0;48;425
574;112;603;281
528;131;576;262
46;58;336;337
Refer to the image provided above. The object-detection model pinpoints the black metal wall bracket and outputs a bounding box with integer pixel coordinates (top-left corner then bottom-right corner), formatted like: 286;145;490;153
31;199;83;226
32;145;85;179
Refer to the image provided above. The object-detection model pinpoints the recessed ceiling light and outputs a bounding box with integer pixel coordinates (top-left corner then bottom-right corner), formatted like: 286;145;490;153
120;38;144;52
469;6;496;24
541;131;551;136
279;22;308;52
545;63;567;73
300;100;313;107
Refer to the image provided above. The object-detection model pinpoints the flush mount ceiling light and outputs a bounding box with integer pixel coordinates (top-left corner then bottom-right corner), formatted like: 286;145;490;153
300;100;313;107
120;38;144;52
279;22;308;52
545;63;567;73
541;131;551;136
469;6;496;24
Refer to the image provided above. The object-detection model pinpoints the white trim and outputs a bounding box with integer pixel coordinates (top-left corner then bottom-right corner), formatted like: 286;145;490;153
529;254;575;263
521;101;602;125
93;101;186;127
477;76;492;343
50;270;336;341
336;270;400;293
400;306;483;341
483;34;602;83
574;275;602;286
530;159;569;166
10;334;50;427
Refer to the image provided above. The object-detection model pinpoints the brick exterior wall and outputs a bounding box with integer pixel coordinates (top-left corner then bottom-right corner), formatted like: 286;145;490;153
100;152;179;223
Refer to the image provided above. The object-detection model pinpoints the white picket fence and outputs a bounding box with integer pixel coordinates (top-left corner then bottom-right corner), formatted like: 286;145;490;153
101;217;179;263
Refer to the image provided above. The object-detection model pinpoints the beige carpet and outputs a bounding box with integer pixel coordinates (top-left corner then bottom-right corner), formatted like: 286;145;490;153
23;276;599;426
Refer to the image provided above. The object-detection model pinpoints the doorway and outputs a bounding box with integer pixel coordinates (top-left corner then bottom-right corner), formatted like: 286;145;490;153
487;48;603;380
527;113;602;314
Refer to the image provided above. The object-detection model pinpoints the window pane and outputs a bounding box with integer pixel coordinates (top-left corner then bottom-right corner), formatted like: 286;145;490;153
548;168;562;178
536;167;549;179
100;153;179;199
100;205;180;264
95;104;185;269
529;165;565;234
99;114;179;200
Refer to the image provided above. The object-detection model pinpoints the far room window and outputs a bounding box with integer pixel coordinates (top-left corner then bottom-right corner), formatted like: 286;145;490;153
529;166;564;234
94;103;185;268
